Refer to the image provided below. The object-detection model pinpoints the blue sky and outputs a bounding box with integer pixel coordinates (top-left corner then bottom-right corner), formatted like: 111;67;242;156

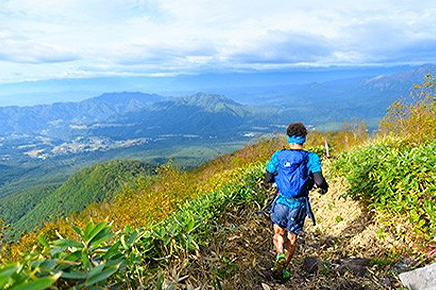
0;0;436;84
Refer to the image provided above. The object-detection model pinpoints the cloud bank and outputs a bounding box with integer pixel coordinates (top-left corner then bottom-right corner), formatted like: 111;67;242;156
0;0;436;82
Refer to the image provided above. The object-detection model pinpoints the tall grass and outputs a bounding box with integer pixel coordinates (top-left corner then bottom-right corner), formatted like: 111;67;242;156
331;74;436;258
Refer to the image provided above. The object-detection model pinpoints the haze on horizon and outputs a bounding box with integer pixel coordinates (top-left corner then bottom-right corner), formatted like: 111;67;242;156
1;0;436;105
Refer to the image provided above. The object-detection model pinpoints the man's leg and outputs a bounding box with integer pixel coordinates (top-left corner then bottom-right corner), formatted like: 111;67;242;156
284;233;297;265
273;224;285;253
272;224;288;277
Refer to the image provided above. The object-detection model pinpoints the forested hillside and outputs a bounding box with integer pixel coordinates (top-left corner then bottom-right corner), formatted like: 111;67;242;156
1;160;156;237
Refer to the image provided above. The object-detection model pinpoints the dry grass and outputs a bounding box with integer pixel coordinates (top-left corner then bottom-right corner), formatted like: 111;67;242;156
379;73;436;144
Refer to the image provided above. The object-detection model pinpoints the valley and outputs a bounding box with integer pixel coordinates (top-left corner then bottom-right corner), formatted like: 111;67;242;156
0;64;435;238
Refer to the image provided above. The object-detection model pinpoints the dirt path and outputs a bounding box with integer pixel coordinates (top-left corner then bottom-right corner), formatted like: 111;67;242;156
166;176;405;289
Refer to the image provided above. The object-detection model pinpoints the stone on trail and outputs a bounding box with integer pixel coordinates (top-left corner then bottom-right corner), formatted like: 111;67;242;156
336;258;370;277
303;257;319;274
399;263;436;290
391;258;417;274
323;236;339;247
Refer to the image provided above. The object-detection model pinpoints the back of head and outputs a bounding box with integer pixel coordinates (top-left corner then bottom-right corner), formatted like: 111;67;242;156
286;122;308;144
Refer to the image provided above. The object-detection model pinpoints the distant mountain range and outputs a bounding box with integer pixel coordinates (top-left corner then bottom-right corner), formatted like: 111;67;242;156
0;92;165;137
0;91;280;143
0;64;435;143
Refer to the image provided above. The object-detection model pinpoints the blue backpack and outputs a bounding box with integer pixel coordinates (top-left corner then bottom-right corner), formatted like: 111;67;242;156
275;149;310;198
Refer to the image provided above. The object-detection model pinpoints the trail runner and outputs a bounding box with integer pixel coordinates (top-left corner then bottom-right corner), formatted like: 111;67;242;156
264;122;329;279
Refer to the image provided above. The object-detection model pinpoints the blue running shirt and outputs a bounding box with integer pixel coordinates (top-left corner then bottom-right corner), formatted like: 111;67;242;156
266;149;322;208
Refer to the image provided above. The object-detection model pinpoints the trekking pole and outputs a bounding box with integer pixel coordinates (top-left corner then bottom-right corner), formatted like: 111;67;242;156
257;185;278;216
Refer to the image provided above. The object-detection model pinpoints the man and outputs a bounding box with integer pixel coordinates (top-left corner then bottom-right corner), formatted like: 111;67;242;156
265;122;328;279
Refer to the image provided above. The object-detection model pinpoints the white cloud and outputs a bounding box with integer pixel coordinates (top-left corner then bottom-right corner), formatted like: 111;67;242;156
0;31;78;63
0;0;435;81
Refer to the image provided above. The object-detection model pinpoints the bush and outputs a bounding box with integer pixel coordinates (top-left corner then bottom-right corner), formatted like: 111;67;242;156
331;138;436;250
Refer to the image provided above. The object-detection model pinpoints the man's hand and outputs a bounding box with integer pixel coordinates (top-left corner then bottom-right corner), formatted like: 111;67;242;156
264;171;276;184
318;188;328;195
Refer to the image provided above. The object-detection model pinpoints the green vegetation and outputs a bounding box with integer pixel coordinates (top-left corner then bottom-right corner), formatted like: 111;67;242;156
0;164;33;192
0;160;94;229
332;139;436;247
332;73;436;256
0;220;121;290
0;183;60;224
11;161;156;234
114;141;245;169
0;164;68;200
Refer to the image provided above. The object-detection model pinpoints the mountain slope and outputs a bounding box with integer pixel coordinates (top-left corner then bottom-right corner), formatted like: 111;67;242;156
0;92;166;137
84;93;252;139
0;183;60;226
13;160;156;232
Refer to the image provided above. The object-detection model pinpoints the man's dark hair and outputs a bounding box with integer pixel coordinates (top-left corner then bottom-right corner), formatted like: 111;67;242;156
286;122;308;137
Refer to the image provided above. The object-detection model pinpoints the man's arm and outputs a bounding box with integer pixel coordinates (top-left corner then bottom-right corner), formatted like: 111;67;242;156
264;150;281;184
308;152;329;194
313;172;328;194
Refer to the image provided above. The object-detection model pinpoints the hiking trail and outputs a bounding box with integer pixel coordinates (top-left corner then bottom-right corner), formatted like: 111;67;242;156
161;164;406;289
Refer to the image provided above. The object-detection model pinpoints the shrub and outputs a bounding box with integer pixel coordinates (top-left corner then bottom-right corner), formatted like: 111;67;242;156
331;138;436;251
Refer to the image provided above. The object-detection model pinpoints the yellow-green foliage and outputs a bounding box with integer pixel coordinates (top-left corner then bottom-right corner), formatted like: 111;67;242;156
0;219;10;261
380;73;436;144
12;160;155;234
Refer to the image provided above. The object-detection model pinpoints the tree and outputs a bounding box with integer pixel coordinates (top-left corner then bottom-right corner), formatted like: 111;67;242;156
380;73;436;143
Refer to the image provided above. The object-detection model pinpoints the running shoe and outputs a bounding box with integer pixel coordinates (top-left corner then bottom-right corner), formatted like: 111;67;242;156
282;269;291;279
271;253;286;278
